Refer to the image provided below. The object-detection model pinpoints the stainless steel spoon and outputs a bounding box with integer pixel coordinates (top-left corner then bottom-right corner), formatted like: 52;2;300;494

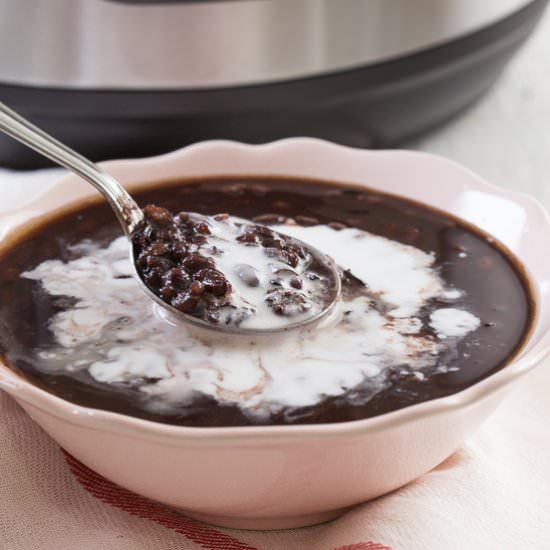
0;101;341;334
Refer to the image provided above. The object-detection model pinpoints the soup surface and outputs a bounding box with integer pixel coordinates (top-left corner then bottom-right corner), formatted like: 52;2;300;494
0;178;532;426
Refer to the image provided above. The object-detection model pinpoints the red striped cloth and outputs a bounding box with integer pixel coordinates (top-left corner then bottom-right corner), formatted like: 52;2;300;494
64;450;391;550
4;361;550;549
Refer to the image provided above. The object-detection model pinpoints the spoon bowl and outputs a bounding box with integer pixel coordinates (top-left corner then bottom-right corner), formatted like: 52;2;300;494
134;232;342;336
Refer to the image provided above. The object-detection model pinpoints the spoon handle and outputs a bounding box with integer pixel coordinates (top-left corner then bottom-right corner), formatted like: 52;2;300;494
0;101;143;235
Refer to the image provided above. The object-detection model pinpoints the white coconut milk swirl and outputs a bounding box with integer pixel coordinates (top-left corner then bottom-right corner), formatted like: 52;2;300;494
23;222;480;418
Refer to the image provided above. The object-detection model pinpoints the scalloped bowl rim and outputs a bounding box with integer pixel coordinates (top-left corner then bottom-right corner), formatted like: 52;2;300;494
0;137;549;444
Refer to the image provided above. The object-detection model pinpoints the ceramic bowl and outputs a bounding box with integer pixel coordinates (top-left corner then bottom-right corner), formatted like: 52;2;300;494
1;139;550;530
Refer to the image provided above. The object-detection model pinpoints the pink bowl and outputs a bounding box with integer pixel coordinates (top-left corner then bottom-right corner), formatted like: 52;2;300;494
1;139;549;530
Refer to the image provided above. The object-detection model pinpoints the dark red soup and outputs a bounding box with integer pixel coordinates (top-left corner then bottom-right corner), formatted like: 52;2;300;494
0;178;533;427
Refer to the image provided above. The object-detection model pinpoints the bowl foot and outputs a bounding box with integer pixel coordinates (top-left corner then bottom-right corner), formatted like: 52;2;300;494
181;506;351;530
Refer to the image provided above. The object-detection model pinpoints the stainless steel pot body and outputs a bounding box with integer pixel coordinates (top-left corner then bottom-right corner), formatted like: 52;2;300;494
0;0;535;90
0;0;545;168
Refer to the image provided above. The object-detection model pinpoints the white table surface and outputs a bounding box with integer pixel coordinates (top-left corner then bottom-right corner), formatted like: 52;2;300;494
411;9;550;207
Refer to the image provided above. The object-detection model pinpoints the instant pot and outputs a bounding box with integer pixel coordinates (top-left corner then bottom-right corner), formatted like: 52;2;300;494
0;0;547;168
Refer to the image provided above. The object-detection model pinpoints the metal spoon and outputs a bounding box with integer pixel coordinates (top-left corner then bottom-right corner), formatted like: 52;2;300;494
0;101;341;334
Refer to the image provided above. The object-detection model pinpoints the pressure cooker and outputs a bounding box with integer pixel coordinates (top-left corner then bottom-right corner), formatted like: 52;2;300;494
0;0;547;168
